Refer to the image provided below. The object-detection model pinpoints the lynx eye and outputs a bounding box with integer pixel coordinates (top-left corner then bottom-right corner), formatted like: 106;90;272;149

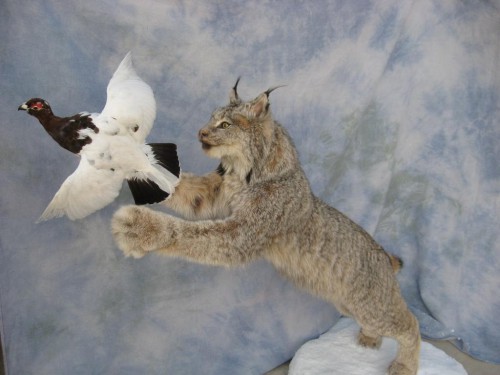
218;121;231;129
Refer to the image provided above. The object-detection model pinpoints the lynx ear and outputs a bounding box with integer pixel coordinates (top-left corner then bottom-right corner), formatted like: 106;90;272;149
247;85;285;118
229;77;242;105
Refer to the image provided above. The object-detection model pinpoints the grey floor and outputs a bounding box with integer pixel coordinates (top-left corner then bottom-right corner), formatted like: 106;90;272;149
265;339;500;375
0;341;4;375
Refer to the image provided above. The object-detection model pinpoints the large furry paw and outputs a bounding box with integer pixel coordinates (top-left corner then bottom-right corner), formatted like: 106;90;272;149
388;361;416;375
357;330;382;349
112;205;170;259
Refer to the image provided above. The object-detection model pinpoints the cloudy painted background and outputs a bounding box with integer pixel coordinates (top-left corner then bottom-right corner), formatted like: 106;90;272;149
1;0;499;373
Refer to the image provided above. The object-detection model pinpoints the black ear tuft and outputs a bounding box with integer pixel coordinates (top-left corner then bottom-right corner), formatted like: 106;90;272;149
247;85;285;118
233;77;241;93
264;85;286;98
230;77;242;105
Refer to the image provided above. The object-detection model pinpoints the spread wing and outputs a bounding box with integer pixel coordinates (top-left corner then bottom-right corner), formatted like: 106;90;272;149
99;52;156;143
37;156;125;222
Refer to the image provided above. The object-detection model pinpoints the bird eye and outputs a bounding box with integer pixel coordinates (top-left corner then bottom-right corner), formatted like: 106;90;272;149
218;121;231;129
32;102;44;110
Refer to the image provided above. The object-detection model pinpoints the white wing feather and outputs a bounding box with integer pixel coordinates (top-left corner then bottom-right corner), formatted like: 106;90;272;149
37;53;177;222
99;52;156;143
37;156;125;222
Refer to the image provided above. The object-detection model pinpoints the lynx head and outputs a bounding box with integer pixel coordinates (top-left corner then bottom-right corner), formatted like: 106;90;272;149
199;79;292;182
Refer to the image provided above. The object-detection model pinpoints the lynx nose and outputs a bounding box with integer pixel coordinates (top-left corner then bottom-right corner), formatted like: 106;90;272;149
199;128;209;139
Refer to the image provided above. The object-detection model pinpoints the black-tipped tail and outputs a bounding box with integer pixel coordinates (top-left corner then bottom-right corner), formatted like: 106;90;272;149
148;143;180;177
127;179;170;205
390;254;404;273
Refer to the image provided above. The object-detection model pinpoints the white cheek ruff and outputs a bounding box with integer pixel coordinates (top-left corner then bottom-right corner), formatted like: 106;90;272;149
203;145;223;159
203;143;241;159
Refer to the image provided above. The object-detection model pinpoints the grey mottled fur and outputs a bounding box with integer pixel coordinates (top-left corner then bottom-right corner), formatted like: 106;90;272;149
112;82;420;374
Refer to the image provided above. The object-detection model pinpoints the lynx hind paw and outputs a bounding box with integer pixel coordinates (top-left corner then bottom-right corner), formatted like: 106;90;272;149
112;205;155;258
388;361;416;375
357;330;382;349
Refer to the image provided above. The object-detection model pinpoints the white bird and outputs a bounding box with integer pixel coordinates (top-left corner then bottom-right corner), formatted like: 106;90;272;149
18;52;180;222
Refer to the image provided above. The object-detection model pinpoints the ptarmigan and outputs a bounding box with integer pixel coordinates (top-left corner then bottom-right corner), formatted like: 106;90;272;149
18;52;180;222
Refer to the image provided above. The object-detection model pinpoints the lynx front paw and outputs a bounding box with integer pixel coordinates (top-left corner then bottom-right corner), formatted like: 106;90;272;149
112;205;165;258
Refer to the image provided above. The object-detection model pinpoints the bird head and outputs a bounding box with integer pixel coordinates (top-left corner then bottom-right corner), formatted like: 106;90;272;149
18;98;52;116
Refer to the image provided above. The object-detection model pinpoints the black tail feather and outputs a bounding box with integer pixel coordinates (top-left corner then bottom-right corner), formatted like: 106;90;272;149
148;143;180;177
126;143;180;205
127;178;170;205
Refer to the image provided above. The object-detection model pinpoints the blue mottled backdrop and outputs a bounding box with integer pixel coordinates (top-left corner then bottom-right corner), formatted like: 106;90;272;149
1;0;499;373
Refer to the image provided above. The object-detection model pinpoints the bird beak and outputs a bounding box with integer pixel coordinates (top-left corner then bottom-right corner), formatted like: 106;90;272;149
18;103;28;111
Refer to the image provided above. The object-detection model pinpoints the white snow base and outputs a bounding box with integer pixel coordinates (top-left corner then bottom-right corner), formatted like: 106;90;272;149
289;318;467;375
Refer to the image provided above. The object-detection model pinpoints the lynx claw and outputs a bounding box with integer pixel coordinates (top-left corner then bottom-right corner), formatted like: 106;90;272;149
123;247;147;259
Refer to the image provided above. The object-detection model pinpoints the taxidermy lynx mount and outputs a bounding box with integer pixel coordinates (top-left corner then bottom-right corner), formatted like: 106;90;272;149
112;79;421;375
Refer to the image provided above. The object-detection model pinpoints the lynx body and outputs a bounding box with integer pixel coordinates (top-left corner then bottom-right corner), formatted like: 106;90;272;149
112;81;420;374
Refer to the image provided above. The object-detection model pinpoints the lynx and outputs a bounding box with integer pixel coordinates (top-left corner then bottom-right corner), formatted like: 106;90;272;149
112;80;420;375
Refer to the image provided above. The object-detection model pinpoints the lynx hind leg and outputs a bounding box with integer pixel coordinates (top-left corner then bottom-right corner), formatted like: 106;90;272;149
356;308;420;375
387;311;420;375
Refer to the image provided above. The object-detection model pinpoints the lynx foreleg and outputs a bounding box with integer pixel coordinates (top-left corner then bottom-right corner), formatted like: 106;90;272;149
162;171;225;220
112;205;263;266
